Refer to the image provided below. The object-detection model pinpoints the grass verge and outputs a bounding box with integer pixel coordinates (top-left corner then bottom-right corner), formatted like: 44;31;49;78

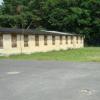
0;47;100;62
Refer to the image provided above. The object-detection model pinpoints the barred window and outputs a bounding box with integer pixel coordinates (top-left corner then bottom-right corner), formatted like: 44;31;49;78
66;36;68;44
60;36;62;45
12;34;17;48
24;34;28;47
52;36;55;45
44;35;47;45
0;34;3;48
35;35;39;46
71;36;73;44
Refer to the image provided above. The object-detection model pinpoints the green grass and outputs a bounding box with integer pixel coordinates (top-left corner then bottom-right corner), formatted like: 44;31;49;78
0;47;100;62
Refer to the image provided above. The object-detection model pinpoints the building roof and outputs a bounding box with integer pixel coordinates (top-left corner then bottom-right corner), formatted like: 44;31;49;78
0;28;79;36
41;30;76;36
0;28;34;34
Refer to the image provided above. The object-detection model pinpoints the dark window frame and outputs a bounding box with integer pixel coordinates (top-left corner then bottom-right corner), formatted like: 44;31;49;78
60;35;62;45
0;33;3;48
66;36;68;44
80;36;83;43
76;36;78;44
71;36;73;44
11;34;17;48
35;35;39;46
44;35;48;45
52;35;55;45
24;34;29;47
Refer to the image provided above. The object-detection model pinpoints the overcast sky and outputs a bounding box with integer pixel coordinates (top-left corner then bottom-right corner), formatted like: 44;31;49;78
0;0;3;5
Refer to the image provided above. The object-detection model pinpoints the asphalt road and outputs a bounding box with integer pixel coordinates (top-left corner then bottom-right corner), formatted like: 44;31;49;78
0;60;100;100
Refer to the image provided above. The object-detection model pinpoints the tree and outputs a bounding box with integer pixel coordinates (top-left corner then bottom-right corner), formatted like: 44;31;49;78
0;0;42;28
0;0;100;45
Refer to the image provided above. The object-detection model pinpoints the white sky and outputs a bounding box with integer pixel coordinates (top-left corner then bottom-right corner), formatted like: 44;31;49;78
0;0;3;5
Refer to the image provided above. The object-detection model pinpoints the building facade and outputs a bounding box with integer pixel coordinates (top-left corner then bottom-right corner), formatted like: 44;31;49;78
0;28;84;55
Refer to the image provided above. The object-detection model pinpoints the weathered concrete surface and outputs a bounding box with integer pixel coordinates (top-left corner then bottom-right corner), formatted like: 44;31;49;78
0;60;100;100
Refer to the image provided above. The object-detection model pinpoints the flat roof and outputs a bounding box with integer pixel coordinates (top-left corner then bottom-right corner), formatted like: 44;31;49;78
0;28;79;36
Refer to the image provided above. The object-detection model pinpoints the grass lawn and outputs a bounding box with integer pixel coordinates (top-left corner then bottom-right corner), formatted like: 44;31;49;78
0;47;100;62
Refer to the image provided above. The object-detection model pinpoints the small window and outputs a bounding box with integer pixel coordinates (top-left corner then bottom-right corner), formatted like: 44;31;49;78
60;36;62;45
66;36;68;44
24;34;28;47
12;34;17;48
52;36;55;45
76;36;78;44
71;36;73;44
35;35;39;46
0;33;3;48
44;35;47;45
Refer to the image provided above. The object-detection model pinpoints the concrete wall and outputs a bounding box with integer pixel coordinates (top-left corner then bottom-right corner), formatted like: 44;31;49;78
0;34;84;55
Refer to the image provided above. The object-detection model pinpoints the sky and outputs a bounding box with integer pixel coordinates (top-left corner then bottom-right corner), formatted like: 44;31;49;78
0;0;3;5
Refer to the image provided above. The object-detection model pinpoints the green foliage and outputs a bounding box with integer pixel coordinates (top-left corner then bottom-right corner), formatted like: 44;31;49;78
0;0;42;28
0;0;100;45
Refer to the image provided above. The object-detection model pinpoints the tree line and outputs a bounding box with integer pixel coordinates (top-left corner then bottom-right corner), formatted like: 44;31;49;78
0;0;100;45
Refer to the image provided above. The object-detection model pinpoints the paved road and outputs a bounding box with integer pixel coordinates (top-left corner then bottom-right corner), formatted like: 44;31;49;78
0;60;100;100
